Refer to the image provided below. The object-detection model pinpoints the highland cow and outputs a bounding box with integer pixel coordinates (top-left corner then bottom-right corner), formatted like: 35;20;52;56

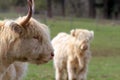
52;29;94;80
0;0;54;80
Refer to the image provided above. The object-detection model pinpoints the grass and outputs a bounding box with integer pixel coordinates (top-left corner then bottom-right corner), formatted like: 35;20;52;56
47;18;120;56
24;61;54;80
24;56;120;80
24;18;120;80
88;56;120;80
0;12;25;19
0;13;120;80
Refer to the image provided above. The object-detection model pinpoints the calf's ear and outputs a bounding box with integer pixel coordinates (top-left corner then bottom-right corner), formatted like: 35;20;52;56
10;22;23;34
90;31;94;40
0;21;4;27
70;29;76;36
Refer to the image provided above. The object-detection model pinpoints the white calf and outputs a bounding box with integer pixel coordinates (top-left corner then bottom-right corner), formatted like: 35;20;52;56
52;29;94;80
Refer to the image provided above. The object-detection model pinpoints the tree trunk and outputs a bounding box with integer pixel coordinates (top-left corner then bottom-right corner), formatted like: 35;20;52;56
61;0;66;16
47;0;52;18
89;0;96;18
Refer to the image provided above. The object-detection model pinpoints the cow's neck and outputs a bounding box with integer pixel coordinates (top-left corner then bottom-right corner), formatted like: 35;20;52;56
0;56;12;75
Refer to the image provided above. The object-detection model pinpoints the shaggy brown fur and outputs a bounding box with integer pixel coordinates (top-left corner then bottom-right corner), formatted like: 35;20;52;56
1;62;28;80
52;29;94;80
0;0;54;80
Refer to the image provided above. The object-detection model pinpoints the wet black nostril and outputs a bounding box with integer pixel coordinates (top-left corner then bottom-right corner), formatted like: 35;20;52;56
51;52;54;57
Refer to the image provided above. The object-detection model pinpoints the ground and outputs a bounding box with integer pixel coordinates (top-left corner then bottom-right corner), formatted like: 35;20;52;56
0;13;120;80
24;56;120;80
24;18;120;80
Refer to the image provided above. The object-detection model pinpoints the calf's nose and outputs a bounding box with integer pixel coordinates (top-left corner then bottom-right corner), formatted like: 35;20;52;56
51;52;54;57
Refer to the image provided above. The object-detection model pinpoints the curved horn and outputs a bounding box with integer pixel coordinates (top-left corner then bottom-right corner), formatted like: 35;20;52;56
20;0;34;26
32;0;35;14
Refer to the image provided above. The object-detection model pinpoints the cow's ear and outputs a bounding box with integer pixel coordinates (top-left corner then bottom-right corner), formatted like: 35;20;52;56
10;22;23;34
90;31;94;40
70;29;76;36
0;21;4;27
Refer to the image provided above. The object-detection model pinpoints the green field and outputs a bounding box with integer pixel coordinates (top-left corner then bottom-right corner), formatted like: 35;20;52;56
24;56;120;80
0;14;120;80
24;18;120;80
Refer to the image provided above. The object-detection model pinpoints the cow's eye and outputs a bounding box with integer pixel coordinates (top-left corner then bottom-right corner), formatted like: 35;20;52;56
33;36;39;40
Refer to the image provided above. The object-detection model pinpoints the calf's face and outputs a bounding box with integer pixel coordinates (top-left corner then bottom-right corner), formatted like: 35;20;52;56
70;29;94;63
71;29;94;42
71;29;94;68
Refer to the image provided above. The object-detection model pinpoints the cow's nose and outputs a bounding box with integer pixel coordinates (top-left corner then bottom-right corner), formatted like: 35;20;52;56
51;52;54;57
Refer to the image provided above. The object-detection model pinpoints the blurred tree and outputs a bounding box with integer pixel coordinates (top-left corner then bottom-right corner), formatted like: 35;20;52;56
0;0;12;11
35;0;46;13
89;0;96;18
68;0;83;17
1;0;120;19
53;0;66;16
12;0;26;6
0;0;46;13
61;0;66;16
46;0;52;17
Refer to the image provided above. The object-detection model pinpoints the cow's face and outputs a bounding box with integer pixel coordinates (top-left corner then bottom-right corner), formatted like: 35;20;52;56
3;18;54;65
71;29;94;42
0;0;54;65
22;19;54;64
